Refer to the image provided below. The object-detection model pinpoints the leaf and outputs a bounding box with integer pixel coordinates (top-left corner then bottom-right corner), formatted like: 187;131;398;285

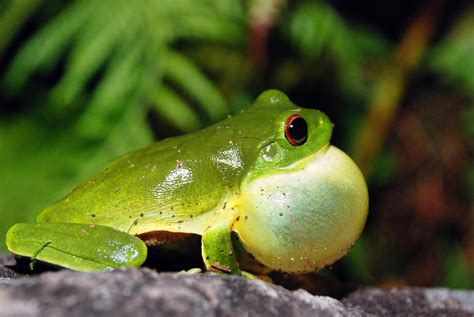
428;7;474;96
4;0;94;91
74;37;146;139
164;51;228;122
5;0;243;130
50;2;137;108
0;0;43;57
442;246;473;289
149;84;203;132
282;2;389;101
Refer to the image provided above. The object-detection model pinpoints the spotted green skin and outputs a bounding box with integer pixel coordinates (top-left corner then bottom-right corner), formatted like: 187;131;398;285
5;90;368;274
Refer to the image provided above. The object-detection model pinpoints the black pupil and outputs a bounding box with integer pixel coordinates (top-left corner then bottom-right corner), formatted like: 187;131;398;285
289;117;308;144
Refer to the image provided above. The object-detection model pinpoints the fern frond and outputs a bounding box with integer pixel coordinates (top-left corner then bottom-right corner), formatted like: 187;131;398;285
50;1;138;108
141;1;245;44
150;84;203;132
75;38;146;139
73;101;153;180
5;0;244;132
164;51;227;122
428;7;474;95
283;2;389;100
0;0;43;57
171;14;244;42
4;0;93;90
286;2;341;57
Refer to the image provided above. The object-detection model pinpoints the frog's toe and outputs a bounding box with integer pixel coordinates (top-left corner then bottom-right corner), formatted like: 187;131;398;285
179;268;203;274
241;270;258;280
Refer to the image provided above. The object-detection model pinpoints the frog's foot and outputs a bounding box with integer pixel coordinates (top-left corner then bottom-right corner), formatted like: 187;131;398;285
204;262;259;280
241;271;259;280
179;268;203;275
29;240;52;270
6;223;147;271
201;220;241;276
177;264;255;279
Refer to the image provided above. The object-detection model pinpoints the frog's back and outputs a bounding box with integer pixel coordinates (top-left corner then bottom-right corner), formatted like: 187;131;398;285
36;102;279;236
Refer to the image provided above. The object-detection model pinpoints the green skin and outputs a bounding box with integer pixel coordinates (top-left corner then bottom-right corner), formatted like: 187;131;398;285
5;90;368;275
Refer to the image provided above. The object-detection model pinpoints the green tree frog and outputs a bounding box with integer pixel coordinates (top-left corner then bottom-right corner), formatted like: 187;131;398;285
5;90;368;275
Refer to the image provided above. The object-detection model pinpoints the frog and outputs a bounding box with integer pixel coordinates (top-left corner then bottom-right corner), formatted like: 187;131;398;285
5;90;368;275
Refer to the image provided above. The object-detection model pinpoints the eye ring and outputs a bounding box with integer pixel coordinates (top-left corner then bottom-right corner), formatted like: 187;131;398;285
285;114;308;146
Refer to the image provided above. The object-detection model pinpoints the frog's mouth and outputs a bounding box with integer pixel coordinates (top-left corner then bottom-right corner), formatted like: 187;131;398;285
233;145;369;273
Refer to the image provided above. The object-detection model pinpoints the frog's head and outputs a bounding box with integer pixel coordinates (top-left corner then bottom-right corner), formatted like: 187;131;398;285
233;90;368;273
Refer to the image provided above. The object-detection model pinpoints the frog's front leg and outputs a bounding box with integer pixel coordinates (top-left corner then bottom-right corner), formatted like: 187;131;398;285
201;217;241;275
6;223;147;271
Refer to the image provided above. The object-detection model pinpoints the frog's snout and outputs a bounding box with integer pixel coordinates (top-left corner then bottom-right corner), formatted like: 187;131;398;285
234;145;369;273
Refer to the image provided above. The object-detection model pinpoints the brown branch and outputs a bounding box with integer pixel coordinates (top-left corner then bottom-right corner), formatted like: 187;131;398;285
351;0;444;175
248;0;286;70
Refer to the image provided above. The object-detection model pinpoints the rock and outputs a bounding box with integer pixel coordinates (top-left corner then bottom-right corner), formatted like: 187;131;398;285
0;265;18;280
343;287;474;316
0;253;18;280
0;268;349;317
1;256;474;316
0;253;16;266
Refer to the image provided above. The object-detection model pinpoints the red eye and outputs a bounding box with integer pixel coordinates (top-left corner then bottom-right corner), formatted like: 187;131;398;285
285;114;308;146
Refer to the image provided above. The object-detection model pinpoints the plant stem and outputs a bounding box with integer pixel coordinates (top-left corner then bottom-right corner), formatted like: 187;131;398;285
351;0;443;176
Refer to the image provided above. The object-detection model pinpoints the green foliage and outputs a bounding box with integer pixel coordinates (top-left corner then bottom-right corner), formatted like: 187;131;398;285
0;0;246;250
428;6;474;204
4;0;245;136
428;7;474;97
282;1;389;102
340;236;374;285
0;0;43;56
443;246;473;289
367;149;397;187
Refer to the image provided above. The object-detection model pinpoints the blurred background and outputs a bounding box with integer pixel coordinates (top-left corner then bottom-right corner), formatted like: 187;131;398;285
0;0;473;289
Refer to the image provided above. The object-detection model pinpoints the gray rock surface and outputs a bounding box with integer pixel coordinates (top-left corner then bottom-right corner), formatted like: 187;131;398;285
0;268;349;317
344;287;474;316
0;253;18;280
0;252;473;317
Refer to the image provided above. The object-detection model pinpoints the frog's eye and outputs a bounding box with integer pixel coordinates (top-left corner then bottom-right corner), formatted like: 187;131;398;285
285;114;308;146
